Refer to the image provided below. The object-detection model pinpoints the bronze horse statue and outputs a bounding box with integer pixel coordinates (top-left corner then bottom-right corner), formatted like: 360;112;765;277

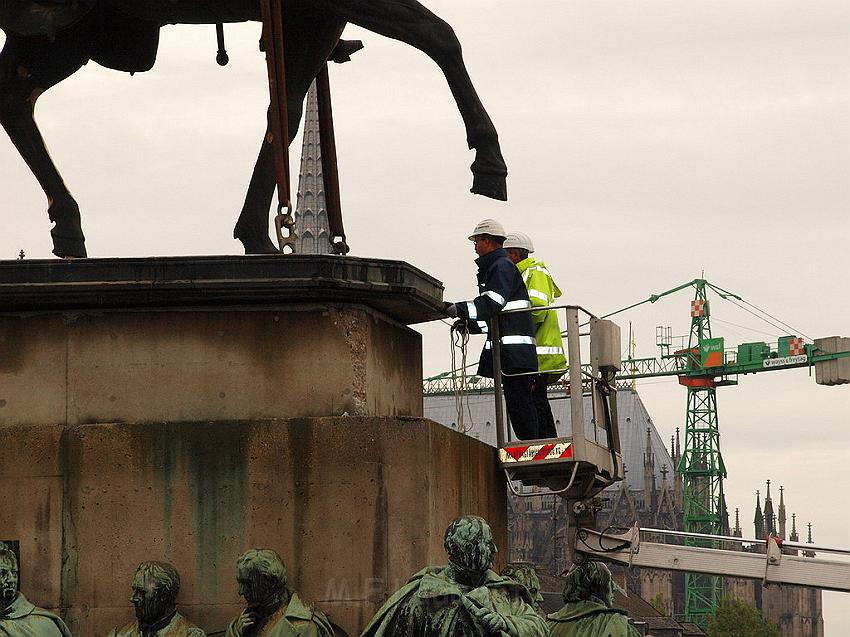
0;0;507;258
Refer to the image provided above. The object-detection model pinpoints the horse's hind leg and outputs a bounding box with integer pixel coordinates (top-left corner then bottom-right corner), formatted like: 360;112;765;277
319;0;508;200
0;31;90;257
234;118;280;254
234;15;345;254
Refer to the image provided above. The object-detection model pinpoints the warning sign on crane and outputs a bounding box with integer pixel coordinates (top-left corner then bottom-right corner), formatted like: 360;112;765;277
700;337;724;367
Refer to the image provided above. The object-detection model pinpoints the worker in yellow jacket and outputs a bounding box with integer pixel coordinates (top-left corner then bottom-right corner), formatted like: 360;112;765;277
504;232;566;438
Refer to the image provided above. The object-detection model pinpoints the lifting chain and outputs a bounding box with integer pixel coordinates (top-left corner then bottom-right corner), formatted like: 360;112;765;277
259;0;297;253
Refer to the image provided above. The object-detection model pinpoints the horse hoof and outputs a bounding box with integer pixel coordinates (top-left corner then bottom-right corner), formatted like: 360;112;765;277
236;233;280;255
471;173;508;201
51;235;88;259
48;199;87;258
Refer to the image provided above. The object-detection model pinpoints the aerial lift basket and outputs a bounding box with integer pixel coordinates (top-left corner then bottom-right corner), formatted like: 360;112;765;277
492;306;624;502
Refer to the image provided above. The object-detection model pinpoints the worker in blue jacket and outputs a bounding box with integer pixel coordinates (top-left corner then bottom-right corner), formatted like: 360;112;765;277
445;219;540;440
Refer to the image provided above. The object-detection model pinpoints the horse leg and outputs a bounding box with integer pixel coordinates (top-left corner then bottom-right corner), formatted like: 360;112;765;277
317;0;508;200
234;15;345;254
234;118;280;254
0;31;91;257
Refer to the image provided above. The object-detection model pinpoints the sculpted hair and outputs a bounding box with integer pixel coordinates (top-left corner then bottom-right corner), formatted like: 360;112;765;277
136;561;181;601
443;514;496;573
562;561;613;606
444;515;485;555
236;549;288;591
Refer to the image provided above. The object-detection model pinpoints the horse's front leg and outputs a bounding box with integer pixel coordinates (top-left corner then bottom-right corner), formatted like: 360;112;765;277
317;0;508;200
0;32;91;257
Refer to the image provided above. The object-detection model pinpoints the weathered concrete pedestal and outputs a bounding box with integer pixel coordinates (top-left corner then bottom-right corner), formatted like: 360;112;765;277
0;256;507;637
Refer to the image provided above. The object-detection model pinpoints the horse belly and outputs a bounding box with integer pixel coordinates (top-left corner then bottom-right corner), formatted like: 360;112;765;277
107;0;261;25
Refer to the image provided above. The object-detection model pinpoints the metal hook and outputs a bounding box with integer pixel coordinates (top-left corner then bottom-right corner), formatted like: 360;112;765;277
274;201;297;253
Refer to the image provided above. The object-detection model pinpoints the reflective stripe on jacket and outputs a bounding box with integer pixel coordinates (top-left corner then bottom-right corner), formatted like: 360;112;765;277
455;248;538;377
517;257;567;374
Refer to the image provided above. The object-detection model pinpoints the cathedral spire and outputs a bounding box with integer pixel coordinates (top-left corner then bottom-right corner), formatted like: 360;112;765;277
754;490;764;539
778;485;786;538
763;480;775;536
804;523;816;558
672;429;683;509
643;428;656;508
675;427;681;464
790;513;799;542
293;81;331;254
733;507;742;537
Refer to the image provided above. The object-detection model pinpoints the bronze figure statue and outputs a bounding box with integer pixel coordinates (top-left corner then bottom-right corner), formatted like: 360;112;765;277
360;515;548;637
0;543;73;637
546;561;640;637
500;564;544;613
108;562;205;637
0;1;508;258
225;549;335;637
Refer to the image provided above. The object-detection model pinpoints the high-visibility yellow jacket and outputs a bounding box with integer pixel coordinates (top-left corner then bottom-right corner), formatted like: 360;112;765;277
516;257;567;374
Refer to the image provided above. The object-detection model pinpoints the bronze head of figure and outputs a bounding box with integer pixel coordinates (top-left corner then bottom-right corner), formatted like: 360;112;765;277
0;544;19;612
443;515;497;587
501;563;544;610
130;562;181;627
235;549;290;614
562;561;615;608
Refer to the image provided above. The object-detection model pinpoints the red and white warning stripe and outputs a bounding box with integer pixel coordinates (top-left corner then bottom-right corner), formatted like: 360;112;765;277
499;441;573;464
789;337;805;356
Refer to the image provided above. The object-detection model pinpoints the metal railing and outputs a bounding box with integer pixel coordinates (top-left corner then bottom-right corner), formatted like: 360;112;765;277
488;303;620;463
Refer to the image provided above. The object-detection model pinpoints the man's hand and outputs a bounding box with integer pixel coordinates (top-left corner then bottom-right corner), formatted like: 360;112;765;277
232;609;257;637
452;319;469;335
444;302;459;318
461;596;508;635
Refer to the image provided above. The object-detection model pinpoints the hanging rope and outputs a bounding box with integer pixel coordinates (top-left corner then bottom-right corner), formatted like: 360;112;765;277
721;297;812;342
450;322;471;434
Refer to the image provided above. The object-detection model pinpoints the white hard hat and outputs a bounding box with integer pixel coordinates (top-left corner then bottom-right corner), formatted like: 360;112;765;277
504;232;534;253
468;219;507;241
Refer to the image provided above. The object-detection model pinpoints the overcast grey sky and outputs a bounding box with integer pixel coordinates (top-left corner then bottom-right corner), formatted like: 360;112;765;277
1;0;848;630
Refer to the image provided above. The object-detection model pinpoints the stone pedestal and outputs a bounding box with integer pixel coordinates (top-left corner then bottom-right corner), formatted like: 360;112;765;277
0;256;507;637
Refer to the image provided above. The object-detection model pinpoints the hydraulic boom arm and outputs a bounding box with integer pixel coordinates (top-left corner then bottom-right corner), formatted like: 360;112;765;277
575;525;850;592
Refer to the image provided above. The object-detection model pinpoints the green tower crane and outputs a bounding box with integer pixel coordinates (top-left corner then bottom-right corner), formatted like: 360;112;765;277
678;280;726;626
613;278;849;626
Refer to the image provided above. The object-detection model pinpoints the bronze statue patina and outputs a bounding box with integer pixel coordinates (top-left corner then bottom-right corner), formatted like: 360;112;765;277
360;515;548;637
0;0;508;258
546;561;640;637
225;549;334;637
0;543;73;637
500;564;544;613
108;562;205;637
